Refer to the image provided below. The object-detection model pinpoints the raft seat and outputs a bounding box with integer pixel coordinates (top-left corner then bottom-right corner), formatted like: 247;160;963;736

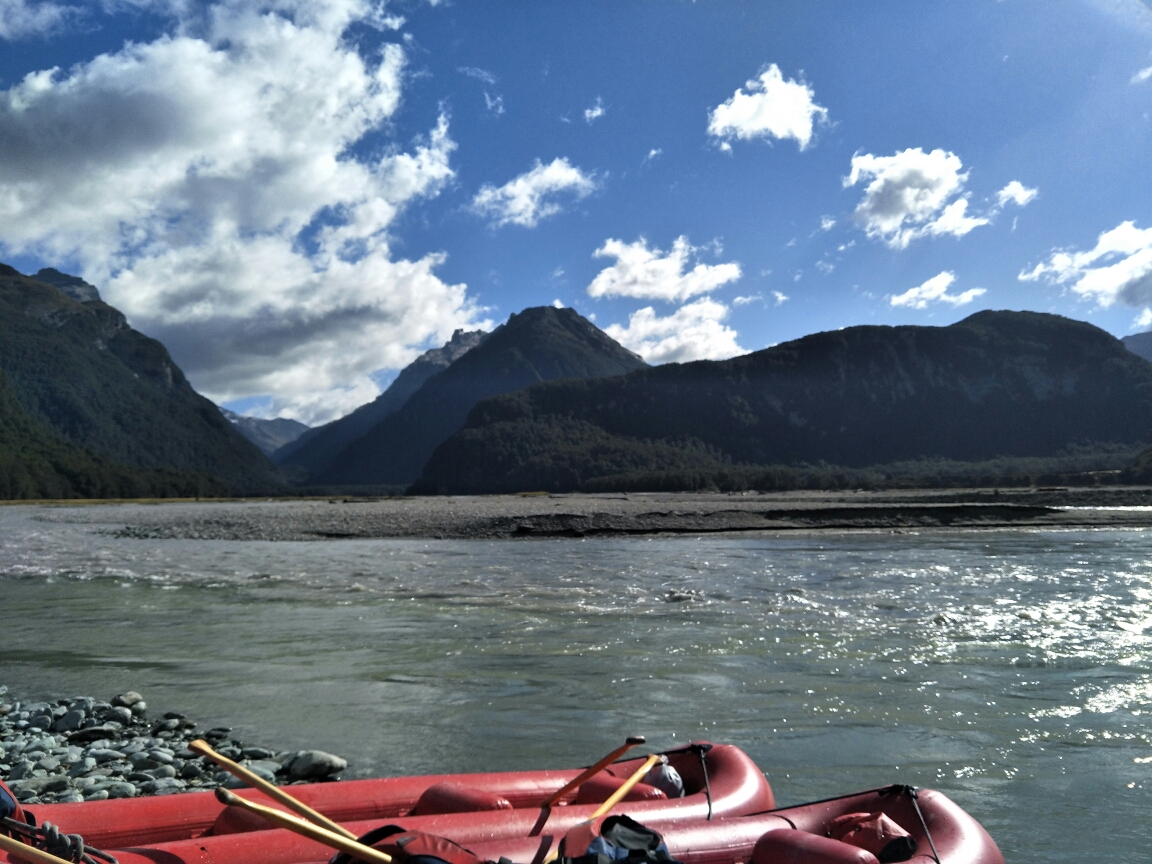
752;829;879;864
573;770;666;805
409;782;514;816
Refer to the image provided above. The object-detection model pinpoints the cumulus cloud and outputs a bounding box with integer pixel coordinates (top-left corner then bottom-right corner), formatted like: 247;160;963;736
1019;221;1152;308
584;96;604;123
772;290;789;305
996;180;1038;208
845;149;1036;250
0;0;74;39
889;271;986;309
1132;65;1152;84
471;157;597;228
707;63;827;150
586;236;741;302
0;0;485;424
604;298;746;364
844;149;988;248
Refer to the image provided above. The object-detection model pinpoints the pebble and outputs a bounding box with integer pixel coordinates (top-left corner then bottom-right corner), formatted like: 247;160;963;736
0;684;348;802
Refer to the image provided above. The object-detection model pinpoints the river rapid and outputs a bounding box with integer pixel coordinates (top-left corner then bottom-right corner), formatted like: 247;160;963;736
1;502;1150;863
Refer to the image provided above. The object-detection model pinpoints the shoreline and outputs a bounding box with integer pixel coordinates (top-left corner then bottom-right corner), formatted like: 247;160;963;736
25;486;1152;540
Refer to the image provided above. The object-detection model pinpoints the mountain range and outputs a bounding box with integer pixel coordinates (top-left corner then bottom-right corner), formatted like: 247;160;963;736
314;306;648;486
414;311;1152;494
274;328;487;477
0;264;281;495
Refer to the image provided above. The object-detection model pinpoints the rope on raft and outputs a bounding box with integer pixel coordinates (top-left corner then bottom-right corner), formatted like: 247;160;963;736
2;815;119;864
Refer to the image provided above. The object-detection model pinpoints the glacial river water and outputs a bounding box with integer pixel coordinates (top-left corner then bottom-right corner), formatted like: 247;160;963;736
1;503;1150;862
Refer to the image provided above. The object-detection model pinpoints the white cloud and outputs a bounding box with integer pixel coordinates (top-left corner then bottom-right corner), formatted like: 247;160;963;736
1133;308;1152;329
707;63;827;151
471;157;597;228
1020;221;1152;308
996;180;1038;208
584;96;604;124
644;148;662;162
0;0;486;425
820;215;835;231
772;290;789;305
0;0;74;39
732;293;761;306
551;298;564;309
458;66;496;85
586;236;741;302
889;271;986;309
483;91;504;114
1132;65;1152;84
845;148;993;248
604;298;746;364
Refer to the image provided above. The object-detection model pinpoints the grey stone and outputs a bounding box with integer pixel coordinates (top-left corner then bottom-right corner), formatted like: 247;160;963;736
10;777;51;795
130;700;147;716
68;757;97;777
147;765;177;779
88;748;123;763
179;762;203;779
83;789;110;801
138;777;185;795
105;782;137;799
54;790;84;804
34;756;60;772
147;749;174;764
241;747;275;760
112;692;144;708
53;709;86;732
129;752;164;770
43;775;72;793
8;761;35;781
101;706;133;725
29;715;51;731
284;750;347;781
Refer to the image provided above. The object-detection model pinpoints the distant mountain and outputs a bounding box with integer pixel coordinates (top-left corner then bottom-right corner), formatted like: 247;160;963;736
0;367;227;499
33;268;102;303
316;306;647;486
1122;332;1152;363
416;310;1152;494
221;409;309;457
274;328;487;475
0;264;281;494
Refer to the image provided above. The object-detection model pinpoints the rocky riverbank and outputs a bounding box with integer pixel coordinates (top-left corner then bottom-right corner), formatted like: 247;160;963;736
31;487;1152;540
0;686;347;804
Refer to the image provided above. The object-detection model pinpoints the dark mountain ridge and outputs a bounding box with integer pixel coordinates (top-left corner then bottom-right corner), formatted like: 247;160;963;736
417;310;1152;494
0;264;281;493
275;328;487;476
316;306;647;486
221;409;309;456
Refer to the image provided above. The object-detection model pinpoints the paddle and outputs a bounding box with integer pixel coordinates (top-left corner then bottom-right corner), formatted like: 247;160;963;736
189;739;357;840
542;753;663;864
214;787;392;864
539;736;647;807
0;832;75;864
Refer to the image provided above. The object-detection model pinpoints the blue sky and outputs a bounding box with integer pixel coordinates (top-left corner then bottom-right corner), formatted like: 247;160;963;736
1;0;1151;423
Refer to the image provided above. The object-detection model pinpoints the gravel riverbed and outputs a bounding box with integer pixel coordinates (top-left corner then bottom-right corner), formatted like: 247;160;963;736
0;686;347;804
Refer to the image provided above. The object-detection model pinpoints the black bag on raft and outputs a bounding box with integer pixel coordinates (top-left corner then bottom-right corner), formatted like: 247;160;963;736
561;815;684;864
329;825;487;864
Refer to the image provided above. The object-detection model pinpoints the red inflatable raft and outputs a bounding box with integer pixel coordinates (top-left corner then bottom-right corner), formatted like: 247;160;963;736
6;743;770;864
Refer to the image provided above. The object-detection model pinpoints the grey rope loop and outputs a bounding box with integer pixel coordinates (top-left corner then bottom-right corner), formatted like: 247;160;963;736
2;815;119;864
689;744;713;820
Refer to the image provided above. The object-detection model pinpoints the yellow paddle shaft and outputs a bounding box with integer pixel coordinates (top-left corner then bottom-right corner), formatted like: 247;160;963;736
190;738;356;840
0;832;75;864
589;754;662;820
540;736;646;807
543;753;664;864
214;787;392;864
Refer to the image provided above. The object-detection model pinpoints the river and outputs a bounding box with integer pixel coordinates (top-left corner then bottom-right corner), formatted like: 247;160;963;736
1;502;1149;862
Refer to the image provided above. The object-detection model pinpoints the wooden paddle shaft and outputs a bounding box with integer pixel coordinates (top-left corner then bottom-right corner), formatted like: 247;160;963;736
0;833;74;864
214;788;392;864
189;739;356;840
544;752;665;864
589;754;663;820
540;736;646;807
